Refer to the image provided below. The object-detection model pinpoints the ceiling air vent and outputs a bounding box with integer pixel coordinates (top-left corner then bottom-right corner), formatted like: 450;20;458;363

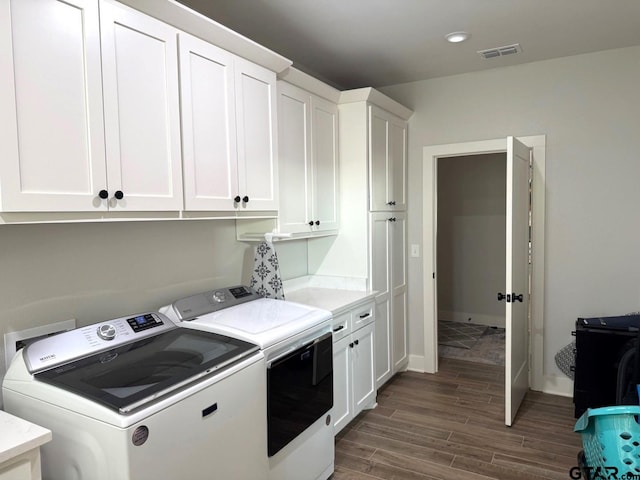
478;43;521;60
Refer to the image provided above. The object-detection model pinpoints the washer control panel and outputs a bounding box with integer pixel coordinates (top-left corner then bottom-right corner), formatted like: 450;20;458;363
171;285;261;321
23;312;173;373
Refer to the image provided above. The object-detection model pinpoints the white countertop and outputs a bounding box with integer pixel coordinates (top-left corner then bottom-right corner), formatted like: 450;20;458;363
286;287;376;314
0;410;51;464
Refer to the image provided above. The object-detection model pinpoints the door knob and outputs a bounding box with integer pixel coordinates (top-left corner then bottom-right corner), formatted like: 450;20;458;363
234;195;241;203
315;220;320;226
98;189;109;199
114;190;124;200
242;196;249;203
308;221;314;226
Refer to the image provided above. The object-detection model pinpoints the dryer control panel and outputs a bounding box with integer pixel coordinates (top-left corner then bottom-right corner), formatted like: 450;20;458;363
170;285;261;321
23;312;174;374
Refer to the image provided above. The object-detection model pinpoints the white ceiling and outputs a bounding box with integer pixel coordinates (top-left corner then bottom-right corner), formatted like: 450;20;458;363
176;0;640;90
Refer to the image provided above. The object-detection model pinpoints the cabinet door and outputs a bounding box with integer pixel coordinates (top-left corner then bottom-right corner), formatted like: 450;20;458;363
368;105;390;211
332;335;352;434
368;105;406;211
0;0;106;212
100;1;183;211
178;33;238;211
235;58;278;210
370;212;392;387
389;116;407;211
310;95;339;232
391;212;408;371
351;322;376;414
277;82;311;231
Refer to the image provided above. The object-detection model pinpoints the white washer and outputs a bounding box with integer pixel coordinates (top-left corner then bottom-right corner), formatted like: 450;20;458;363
3;312;268;480
162;285;335;480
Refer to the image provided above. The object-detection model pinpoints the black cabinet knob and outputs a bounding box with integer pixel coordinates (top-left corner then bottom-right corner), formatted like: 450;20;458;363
315;220;320;226
308;221;314;226
98;189;109;199
354;339;359;346
243;196;249;203
114;190;124;200
497;292;506;302
388;217;396;222
234;195;241;203
349;342;354;348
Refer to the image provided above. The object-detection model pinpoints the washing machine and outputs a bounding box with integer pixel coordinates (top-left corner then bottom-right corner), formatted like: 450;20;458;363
2;311;268;480
161;285;335;480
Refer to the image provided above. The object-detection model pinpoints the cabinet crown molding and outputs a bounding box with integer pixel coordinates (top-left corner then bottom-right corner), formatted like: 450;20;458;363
339;87;413;120
114;0;292;73
278;67;341;103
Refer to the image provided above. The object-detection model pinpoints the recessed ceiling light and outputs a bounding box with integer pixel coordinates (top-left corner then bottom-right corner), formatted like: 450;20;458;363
445;31;470;43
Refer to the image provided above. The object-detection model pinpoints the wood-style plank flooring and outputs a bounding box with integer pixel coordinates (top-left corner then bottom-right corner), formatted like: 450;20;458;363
333;357;582;480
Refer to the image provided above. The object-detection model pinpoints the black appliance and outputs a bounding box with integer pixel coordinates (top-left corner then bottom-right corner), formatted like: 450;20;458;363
267;331;333;457
573;314;640;418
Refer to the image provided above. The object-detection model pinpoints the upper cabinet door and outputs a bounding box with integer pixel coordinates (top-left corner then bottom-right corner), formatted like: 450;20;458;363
100;1;183;211
234;58;278;211
389;116;407;211
311;95;339;231
178;33;238;211
0;0;107;212
368;105;407;211
277;82;312;231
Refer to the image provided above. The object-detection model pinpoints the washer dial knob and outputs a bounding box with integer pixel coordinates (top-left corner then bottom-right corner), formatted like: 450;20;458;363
97;324;117;341
212;291;226;303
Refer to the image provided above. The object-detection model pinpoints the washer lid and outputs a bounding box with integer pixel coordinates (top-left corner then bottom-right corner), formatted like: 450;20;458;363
185;298;332;349
34;328;259;414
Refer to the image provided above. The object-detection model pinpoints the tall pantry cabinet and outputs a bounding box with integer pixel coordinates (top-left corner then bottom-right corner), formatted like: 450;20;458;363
311;88;411;389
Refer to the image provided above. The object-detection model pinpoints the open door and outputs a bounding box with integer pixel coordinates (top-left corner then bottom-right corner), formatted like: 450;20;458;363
505;136;531;426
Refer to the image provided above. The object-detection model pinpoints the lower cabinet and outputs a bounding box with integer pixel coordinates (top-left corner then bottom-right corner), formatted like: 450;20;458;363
332;302;376;435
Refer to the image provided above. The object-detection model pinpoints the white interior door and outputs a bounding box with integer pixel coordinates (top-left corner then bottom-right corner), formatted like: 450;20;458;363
505;136;531;426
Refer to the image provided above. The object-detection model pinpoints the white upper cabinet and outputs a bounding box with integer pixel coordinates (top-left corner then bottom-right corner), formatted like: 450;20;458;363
0;0;183;212
234;58;278;211
0;0;106;212
369;105;407;212
179;33;277;211
100;1;183;211
178;34;237;211
277;81;338;234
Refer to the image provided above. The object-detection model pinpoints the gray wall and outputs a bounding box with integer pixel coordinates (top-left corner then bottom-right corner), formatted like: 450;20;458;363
0;220;307;379
381;45;640;383
437;153;506;327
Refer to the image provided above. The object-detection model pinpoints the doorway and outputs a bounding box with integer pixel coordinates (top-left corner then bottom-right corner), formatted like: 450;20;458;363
422;136;546;424
436;152;507;366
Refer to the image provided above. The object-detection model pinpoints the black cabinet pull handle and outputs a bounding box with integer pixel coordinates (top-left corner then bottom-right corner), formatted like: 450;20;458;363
359;313;370;319
242;196;249;203
333;325;345;332
354;339;359;346
99;189;109;199
308;221;314;226
114;190;124;200
234;195;241;203
315;220;320;226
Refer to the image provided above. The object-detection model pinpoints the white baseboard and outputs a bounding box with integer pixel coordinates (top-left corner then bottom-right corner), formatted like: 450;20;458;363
541;374;573;397
407;354;426;373
438;310;505;328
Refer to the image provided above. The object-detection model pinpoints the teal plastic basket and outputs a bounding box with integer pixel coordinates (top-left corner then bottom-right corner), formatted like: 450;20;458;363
574;405;640;474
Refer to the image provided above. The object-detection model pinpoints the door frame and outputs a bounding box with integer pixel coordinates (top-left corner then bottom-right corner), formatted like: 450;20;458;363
422;135;545;392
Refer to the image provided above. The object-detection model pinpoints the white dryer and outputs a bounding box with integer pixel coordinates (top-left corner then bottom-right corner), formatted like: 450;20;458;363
162;285;335;480
3;312;268;480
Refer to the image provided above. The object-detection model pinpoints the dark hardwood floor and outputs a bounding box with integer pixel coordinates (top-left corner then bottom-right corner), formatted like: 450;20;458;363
333;357;582;479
